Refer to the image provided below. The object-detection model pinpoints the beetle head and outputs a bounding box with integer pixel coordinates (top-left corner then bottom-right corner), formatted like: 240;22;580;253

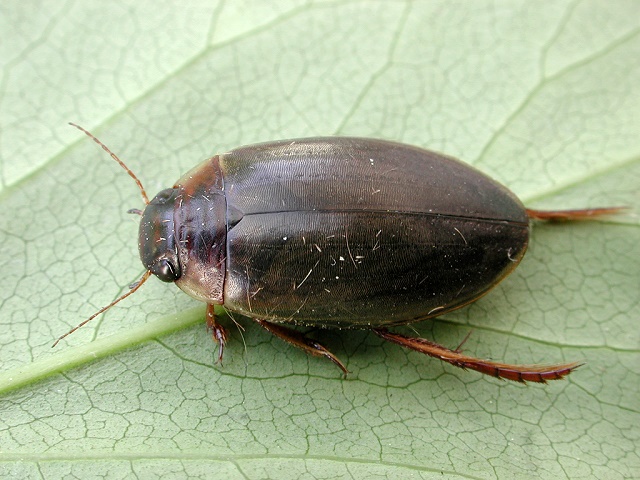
138;188;182;282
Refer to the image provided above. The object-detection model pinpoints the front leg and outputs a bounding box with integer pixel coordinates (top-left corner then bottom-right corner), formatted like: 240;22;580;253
206;304;228;364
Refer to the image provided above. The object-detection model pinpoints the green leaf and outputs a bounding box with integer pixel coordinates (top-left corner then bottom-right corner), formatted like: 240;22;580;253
1;1;639;479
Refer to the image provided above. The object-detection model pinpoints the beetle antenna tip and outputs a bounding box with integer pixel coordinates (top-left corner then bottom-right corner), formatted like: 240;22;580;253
52;271;152;347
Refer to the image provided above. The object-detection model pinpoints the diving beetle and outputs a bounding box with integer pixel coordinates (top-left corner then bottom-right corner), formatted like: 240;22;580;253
56;123;623;383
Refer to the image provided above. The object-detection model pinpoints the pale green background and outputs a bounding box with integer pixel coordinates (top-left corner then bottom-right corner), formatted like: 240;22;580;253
0;1;639;479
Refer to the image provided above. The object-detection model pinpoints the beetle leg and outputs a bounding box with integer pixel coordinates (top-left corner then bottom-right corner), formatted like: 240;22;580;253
254;319;349;377
526;206;627;221
373;328;582;383
206;304;228;364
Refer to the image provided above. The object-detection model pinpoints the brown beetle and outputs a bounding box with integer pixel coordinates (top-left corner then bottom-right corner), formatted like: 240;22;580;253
57;124;624;383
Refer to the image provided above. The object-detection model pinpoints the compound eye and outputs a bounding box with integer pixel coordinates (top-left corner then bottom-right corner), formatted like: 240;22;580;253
152;258;180;282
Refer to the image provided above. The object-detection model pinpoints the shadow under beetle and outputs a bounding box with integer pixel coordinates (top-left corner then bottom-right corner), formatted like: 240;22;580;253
56;123;624;383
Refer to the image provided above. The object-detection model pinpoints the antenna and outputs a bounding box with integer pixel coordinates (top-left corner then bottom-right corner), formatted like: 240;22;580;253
69;122;150;205
54;123;154;346
53;271;152;347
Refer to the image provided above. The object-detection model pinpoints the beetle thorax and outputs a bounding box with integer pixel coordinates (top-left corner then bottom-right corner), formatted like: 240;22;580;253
173;188;227;305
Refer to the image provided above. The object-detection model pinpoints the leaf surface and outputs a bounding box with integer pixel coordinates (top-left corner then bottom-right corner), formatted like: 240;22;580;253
1;2;639;479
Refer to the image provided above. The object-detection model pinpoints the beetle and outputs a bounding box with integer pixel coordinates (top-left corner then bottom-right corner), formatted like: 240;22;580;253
56;123;623;383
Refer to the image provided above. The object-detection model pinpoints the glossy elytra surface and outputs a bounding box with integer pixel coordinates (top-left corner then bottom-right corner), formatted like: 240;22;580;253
157;137;529;328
